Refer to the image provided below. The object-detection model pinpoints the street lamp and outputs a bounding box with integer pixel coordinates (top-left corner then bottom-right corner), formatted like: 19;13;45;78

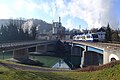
2;50;4;60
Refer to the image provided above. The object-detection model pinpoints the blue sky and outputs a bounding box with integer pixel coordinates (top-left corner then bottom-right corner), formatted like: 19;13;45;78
0;0;120;30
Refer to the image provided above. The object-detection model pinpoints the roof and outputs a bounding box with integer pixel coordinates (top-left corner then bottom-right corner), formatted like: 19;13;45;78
97;27;106;32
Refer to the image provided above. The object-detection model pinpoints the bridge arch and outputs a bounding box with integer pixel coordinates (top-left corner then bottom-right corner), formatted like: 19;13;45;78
109;54;119;62
83;51;103;66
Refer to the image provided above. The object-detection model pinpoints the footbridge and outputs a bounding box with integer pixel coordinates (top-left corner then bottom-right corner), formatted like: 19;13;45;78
0;40;58;61
63;40;120;67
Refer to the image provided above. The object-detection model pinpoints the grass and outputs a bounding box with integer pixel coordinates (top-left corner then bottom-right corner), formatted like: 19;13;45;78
0;60;120;80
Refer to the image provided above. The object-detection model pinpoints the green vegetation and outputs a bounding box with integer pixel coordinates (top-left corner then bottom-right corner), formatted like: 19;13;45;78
105;23;112;41
0;60;120;80
0;19;37;42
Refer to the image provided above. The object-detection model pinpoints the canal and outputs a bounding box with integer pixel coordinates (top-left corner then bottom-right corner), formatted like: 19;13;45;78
0;45;103;69
0;51;81;69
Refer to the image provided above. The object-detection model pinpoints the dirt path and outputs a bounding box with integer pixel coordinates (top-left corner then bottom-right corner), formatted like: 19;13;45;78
0;62;71;72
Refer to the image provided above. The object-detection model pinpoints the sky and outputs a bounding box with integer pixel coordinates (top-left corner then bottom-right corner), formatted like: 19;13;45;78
0;0;120;30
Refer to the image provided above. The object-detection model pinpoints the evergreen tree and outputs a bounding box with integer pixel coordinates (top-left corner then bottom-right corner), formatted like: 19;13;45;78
30;25;37;40
105;23;112;42
7;19;19;41
112;30;119;41
24;29;30;40
0;18;36;42
0;25;8;41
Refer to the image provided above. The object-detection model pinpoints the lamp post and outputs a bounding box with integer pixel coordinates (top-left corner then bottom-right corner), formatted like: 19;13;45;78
2;50;4;60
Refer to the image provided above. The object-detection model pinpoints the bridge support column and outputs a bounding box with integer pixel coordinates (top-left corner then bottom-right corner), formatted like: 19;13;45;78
80;46;88;68
103;51;110;64
36;45;47;53
71;46;82;68
46;44;55;52
13;48;29;61
36;44;56;54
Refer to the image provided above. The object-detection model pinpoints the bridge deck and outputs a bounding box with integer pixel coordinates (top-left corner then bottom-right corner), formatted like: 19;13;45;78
0;40;58;52
64;40;120;51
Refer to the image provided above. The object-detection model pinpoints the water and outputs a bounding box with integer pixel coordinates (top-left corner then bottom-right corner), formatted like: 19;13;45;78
29;54;82;69
0;51;13;59
0;48;103;69
29;54;61;67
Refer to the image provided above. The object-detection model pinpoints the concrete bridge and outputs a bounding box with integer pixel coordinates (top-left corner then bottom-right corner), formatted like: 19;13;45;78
1;40;120;68
63;40;120;67
0;40;58;61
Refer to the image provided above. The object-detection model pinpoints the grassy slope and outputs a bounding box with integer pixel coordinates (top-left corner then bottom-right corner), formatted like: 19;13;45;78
0;61;120;80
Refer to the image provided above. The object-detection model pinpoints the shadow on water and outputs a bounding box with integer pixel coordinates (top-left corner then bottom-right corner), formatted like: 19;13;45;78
16;59;45;67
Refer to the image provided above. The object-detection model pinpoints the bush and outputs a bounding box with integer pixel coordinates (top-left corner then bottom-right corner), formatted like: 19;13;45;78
77;60;120;72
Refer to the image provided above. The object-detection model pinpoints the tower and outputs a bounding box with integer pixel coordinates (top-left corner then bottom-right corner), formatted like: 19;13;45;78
59;17;61;27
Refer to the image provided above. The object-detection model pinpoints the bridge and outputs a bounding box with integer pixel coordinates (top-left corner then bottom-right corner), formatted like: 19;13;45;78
1;40;120;68
0;40;58;61
63;40;120;67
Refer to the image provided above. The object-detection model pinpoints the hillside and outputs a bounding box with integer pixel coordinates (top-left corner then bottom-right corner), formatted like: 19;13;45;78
0;19;9;26
22;19;52;34
0;19;53;34
0;60;120;80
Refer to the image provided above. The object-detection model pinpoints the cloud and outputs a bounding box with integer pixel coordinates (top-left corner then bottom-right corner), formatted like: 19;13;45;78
15;0;51;13
0;0;51;19
65;19;74;30
54;0;119;29
0;3;12;19
0;0;119;30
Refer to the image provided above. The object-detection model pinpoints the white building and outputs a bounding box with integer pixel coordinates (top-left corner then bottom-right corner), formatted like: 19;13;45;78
52;17;65;40
52;22;60;34
97;27;106;42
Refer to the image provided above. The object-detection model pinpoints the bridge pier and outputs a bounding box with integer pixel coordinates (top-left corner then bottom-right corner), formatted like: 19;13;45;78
46;44;55;52
80;46;88;68
13;48;29;61
103;51;110;64
36;44;55;53
36;45;47;53
70;45;83;68
84;51;100;66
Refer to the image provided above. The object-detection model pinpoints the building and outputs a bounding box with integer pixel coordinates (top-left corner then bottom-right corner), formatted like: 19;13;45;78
97;27;106;42
52;17;65;40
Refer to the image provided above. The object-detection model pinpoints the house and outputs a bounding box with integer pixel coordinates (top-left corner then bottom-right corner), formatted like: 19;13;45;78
97;27;106;42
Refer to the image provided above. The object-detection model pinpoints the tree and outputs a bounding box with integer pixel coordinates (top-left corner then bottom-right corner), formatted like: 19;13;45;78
0;18;36;42
112;30;119;41
30;25;37;40
82;29;89;34
24;29;30;40
105;23;112;42
0;25;8;41
7;19;19;41
90;28;98;33
18;27;25;40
